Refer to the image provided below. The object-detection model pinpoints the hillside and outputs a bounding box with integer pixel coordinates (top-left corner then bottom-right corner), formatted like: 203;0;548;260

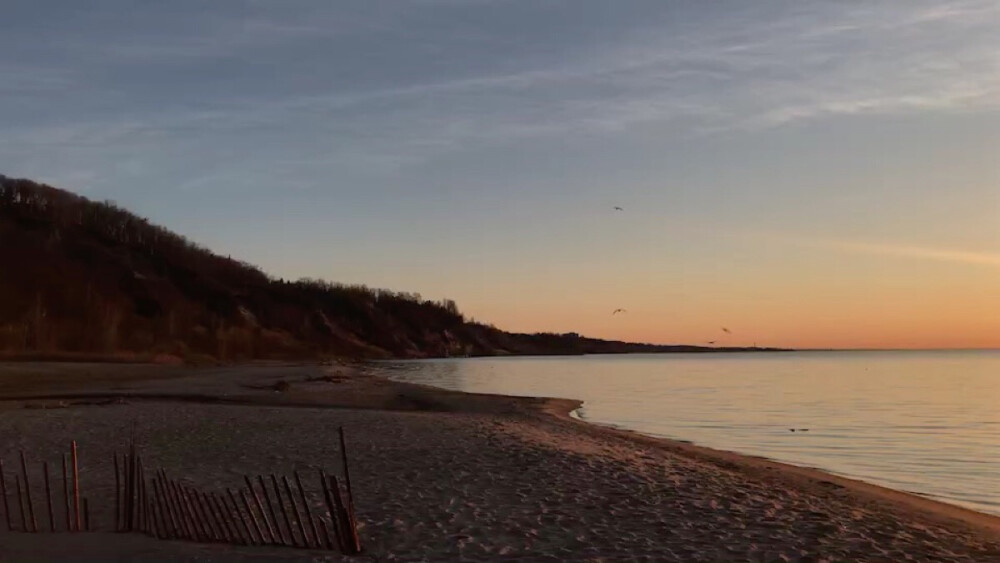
0;175;775;361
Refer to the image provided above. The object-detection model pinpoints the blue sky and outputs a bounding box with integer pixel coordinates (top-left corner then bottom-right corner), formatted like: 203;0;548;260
3;1;999;347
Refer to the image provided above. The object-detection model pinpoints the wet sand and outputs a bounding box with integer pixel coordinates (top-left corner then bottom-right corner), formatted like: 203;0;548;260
0;362;998;561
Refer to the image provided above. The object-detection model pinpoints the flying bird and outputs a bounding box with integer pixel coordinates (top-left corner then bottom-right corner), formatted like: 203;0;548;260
721;327;731;334
706;341;716;345
612;309;627;315
613;206;624;211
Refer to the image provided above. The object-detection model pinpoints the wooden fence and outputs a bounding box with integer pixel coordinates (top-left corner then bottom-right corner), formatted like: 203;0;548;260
0;427;361;555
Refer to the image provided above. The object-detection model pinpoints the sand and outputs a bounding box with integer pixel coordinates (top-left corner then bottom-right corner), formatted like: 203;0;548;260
0;362;998;561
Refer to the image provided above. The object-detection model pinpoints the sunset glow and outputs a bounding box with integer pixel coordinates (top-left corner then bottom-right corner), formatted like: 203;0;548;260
3;1;998;349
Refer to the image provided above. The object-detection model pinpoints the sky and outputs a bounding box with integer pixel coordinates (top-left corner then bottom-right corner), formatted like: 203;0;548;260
2;1;998;349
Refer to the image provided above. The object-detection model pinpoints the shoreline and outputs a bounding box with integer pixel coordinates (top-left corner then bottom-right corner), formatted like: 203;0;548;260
533;393;1000;542
1;361;998;560
377;358;1000;527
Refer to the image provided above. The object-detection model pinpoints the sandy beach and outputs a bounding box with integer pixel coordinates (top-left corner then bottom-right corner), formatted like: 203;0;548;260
0;362;998;561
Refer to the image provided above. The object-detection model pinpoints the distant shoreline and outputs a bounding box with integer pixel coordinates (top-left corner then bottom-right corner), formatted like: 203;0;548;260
7;347;997;366
0;346;795;365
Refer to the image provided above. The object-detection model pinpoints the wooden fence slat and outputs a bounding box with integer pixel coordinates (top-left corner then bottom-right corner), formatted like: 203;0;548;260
226;488;255;545
244;476;275;544
240;488;266;545
157;473;182;539
151;478;174;539
294;471;320;548
259;475;286;546
43;462;54;532
181;486;210;542
212;492;243;545
202;491;231;543
171;480;200;541
15;475;26;532
19;452;37;532
282;476;307;548
0;459;11;531
61;455;70;532
271;474;294;546
319;469;344;553
195;489;222;542
338;427;354;509
71;441;80;532
331;475;360;554
113;453;120;531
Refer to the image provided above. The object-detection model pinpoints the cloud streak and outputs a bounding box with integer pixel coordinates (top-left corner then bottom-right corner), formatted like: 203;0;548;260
821;241;1000;268
773;235;1000;268
4;1;1000;192
214;0;1000;143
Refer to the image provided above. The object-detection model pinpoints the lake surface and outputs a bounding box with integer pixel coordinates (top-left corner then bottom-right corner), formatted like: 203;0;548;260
380;351;1000;516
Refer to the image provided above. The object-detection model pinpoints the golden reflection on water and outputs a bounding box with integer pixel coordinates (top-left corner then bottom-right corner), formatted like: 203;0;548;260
384;351;1000;515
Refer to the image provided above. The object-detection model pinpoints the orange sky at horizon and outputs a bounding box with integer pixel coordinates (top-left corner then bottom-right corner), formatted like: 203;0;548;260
375;233;1000;351
466;296;1000;351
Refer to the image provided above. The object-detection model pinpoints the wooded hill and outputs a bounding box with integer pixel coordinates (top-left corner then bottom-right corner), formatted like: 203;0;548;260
0;175;771;361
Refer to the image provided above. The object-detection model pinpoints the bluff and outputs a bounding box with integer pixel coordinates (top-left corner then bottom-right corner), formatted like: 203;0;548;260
0;175;770;361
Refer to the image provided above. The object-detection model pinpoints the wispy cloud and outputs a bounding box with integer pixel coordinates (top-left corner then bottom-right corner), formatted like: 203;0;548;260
163;1;1000;150
764;234;1000;268
0;64;78;94
4;1;1000;192
819;240;1000;268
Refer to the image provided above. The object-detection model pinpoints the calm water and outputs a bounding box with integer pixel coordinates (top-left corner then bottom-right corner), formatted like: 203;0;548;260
381;351;1000;516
